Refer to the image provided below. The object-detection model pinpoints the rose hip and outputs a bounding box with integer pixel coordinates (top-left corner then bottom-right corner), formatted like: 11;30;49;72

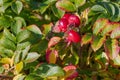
58;18;69;32
68;14;80;27
66;30;81;43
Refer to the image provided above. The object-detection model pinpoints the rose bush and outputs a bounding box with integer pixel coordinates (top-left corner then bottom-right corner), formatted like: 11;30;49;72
0;0;120;80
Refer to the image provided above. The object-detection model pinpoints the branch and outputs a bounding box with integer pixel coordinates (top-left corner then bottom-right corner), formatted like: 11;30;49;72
0;74;13;80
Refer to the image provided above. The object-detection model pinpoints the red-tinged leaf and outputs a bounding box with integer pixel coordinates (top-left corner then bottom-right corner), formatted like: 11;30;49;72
110;23;120;39
52;25;61;33
42;23;53;35
63;65;78;80
48;36;61;48
27;25;42;35
81;33;92;46
91;35;106;52
93;18;109;35
52;21;61;33
56;0;76;12
112;39;120;59
104;39;119;59
112;55;120;66
101;21;119;36
46;49;58;64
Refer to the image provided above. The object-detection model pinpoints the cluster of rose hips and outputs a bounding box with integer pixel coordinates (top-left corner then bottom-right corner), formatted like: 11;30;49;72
45;13;81;79
53;13;81;43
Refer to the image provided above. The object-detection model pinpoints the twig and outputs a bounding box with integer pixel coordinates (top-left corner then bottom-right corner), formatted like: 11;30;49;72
0;74;13;79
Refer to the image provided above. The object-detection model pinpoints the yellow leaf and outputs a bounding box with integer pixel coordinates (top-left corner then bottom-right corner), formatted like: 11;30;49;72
49;52;57;64
14;61;23;74
13;74;25;80
0;58;11;64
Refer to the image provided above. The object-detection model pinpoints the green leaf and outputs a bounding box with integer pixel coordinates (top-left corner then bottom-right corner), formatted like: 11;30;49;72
14;17;26;27
104;39;119;60
16;30;31;43
51;5;65;18
110;3;120;22
38;0;57;14
15;61;23;74
11;1;23;14
25;74;42;80
39;3;50;14
0;46;14;57
81;33;93;46
74;0;86;7
27;25;42;35
95;52;109;64
11;17;26;35
108;3;115;16
56;0;76;12
91;5;106;12
97;2;120;22
93;18;108;35
17;42;31;50
0;2;11;13
0;36;16;51
34;63;64;78
0;15;12;28
0;0;3;6
14;51;21;64
42;23;52;36
91;35;106;52
24;52;40;63
30;39;48;54
97;2;114;16
111;25;120;39
38;0;56;14
0;66;4;74
21;45;30;60
3;28;16;43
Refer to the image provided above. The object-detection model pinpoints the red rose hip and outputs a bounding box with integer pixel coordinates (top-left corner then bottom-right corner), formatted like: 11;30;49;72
62;13;72;20
66;30;81;43
68;14;80;27
58;18;69;32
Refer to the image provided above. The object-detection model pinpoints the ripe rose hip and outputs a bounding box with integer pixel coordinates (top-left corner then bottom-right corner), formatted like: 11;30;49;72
58;18;69;32
62;13;72;20
66;30;81;43
68;14;80;27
